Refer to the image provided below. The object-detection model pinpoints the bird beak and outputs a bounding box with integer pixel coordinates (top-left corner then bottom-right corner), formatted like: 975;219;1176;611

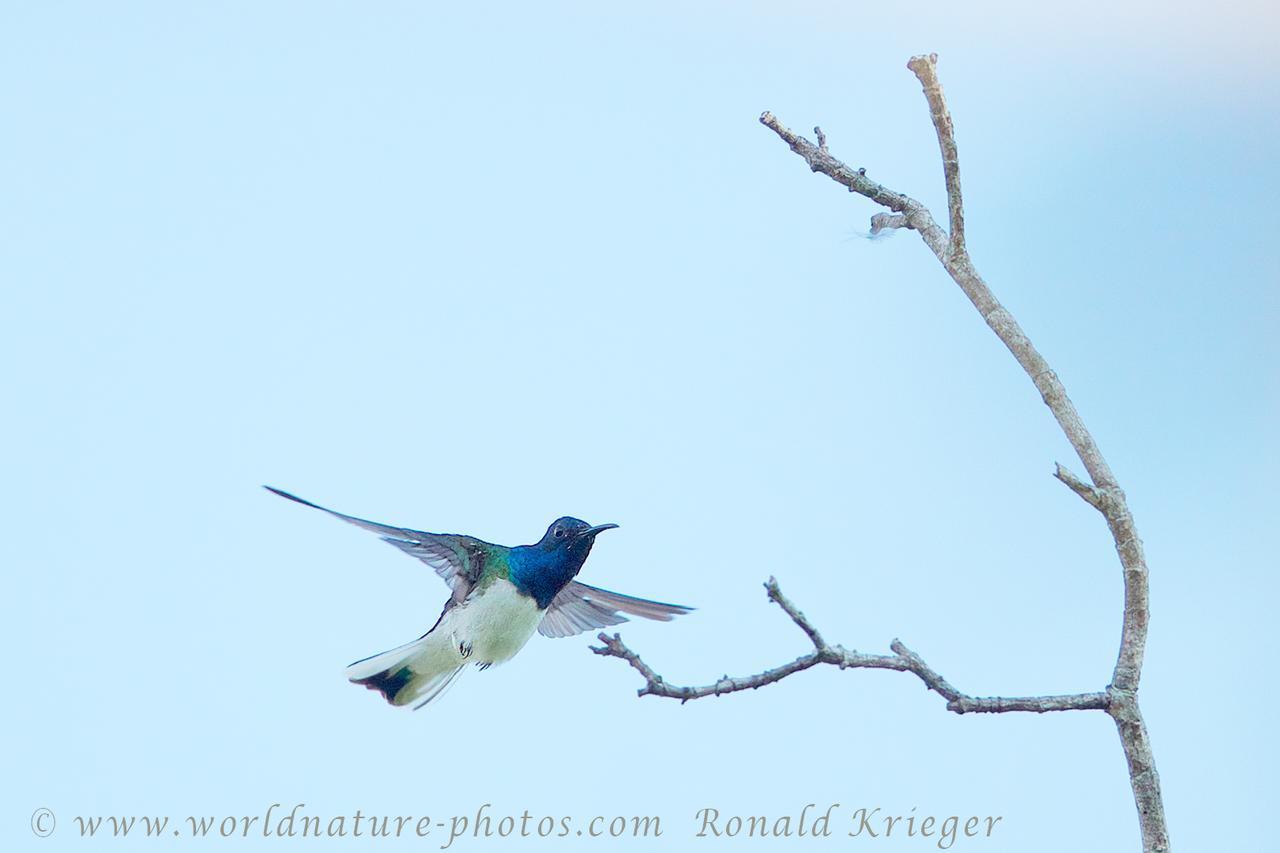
581;523;619;537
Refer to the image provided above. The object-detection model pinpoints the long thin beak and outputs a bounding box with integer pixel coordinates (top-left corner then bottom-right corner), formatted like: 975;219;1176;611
581;523;619;536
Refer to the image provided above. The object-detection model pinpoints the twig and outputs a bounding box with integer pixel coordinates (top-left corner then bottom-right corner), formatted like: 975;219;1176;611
591;580;1111;714
907;53;965;256
763;576;824;648
1054;462;1103;510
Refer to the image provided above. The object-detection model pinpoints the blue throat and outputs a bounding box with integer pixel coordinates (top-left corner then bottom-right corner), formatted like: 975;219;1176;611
507;545;588;609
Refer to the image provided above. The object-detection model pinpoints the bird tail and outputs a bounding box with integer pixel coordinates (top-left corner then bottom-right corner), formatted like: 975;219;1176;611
346;629;466;710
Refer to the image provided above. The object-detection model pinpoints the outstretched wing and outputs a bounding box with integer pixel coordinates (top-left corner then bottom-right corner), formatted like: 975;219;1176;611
538;581;694;639
264;486;487;605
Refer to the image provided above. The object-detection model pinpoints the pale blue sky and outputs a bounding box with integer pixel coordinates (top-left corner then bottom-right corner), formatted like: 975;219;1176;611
4;2;1277;851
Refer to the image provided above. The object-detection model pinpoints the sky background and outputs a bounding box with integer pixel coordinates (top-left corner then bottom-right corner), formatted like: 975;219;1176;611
3;2;1277;851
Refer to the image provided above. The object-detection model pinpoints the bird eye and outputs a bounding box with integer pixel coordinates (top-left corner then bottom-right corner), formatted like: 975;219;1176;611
554;529;564;538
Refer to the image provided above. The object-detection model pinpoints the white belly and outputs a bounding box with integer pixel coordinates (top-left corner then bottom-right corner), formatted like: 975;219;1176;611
443;579;544;665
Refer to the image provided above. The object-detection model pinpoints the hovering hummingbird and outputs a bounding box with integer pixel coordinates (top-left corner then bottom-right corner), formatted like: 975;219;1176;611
265;487;692;709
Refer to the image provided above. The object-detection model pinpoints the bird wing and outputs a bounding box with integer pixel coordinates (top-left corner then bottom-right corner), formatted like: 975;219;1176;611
538;581;694;639
265;486;487;604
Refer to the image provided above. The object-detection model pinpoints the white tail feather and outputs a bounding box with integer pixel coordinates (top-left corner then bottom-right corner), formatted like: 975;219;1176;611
346;629;466;709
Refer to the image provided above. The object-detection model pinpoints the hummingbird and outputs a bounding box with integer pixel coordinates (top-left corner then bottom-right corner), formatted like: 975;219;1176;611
265;487;692;709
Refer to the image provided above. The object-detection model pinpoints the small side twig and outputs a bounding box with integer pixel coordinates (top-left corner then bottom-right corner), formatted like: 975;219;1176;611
1055;462;1103;510
592;580;1110;715
764;576;824;648
870;212;910;235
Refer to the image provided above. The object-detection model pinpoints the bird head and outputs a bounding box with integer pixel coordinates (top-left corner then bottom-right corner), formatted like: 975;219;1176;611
538;517;618;555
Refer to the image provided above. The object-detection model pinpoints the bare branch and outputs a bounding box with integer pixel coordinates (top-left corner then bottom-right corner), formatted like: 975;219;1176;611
951;692;1113;714
760;55;1166;852
907;53;966;255
597;54;1167;853
764;575;825;648
593;581;1110;715
1055;462;1103;510
593;632;825;703
758;110;943;245
760;62;1150;685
